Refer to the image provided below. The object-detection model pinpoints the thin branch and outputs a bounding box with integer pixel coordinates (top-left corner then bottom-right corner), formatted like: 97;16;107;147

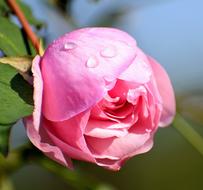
6;0;40;54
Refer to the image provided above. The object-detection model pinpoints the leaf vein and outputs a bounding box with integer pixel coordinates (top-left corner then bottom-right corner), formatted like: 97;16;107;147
0;33;20;54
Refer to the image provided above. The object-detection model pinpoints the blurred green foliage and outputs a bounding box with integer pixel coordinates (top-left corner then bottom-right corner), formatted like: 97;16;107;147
50;0;73;15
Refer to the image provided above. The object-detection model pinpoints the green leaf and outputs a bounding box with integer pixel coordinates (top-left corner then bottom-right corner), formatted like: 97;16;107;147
0;17;27;56
0;1;10;16
0;123;13;156
0;64;33;125
0;56;32;73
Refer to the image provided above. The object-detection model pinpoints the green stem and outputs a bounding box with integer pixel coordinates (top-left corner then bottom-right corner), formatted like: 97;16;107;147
0;147;24;174
173;113;203;156
0;175;14;190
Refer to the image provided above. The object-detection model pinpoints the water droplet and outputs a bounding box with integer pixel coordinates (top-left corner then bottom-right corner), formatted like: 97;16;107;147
145;129;152;133
86;57;99;68
100;46;116;58
63;42;77;50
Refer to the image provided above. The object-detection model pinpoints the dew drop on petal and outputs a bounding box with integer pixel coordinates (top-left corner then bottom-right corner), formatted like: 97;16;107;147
145;129;152;133
100;46;116;58
63;42;77;50
86;57;99;68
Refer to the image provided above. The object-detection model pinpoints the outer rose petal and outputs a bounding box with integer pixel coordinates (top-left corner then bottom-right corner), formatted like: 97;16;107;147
85;132;153;171
25;117;73;169
42;111;96;163
30;55;43;131
119;47;152;84
148;57;176;127
44;126;96;163
96;137;154;171
24;56;73;168
85;133;150;160
41;27;137;121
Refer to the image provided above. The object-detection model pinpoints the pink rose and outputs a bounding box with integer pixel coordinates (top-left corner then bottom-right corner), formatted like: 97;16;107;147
24;28;175;170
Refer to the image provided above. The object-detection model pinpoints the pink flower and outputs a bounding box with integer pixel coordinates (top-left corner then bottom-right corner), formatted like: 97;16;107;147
24;28;175;171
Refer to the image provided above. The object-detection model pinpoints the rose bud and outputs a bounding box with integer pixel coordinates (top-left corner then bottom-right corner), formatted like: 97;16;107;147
24;28;176;171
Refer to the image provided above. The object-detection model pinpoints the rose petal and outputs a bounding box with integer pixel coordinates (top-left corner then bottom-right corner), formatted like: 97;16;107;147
31;55;43;131
24;116;73;169
41;51;105;122
41;27;137;121
119;47;152;84
148;56;176;127
85;132;151;158
24;56;74;168
43;111;91;153
127;86;147;105
45;126;95;163
85;119;129;138
96;137;154;171
90;104;109;120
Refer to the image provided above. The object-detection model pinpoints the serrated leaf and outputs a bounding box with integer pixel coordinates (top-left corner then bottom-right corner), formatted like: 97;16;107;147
0;64;33;125
0;17;27;56
0;123;13;156
0;56;32;73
